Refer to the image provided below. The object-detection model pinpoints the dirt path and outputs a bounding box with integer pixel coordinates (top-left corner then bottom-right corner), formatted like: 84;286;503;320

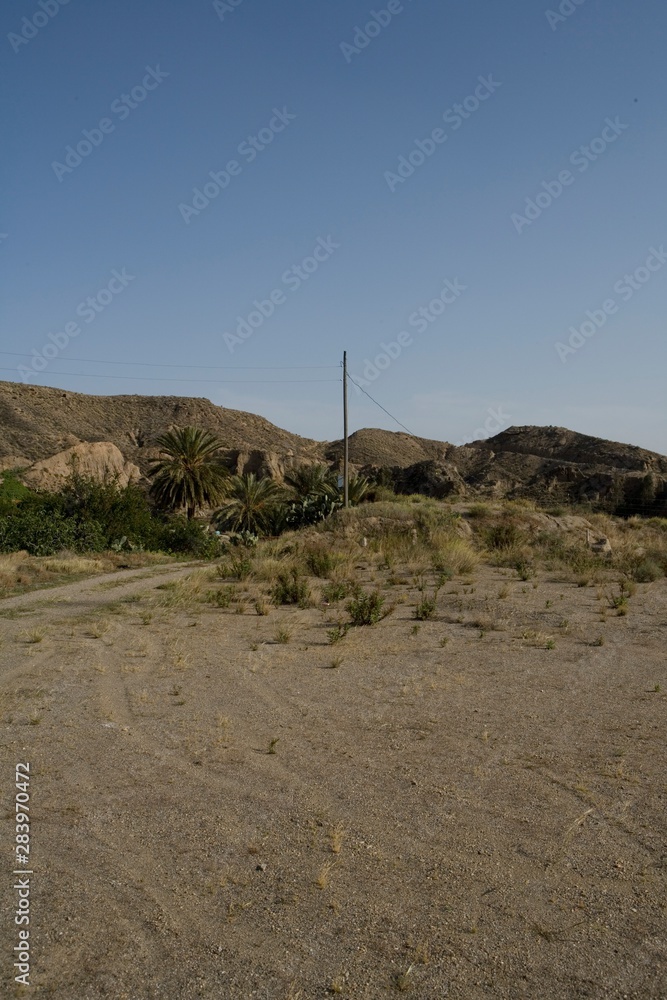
1;563;665;998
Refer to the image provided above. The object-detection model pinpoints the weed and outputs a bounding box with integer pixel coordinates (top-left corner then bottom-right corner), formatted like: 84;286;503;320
267;738;279;754
272;569;310;607
329;656;343;669
23;629;45;644
591;636;605;646
206;587;234;608
498;585;509;599
254;598;270;616
305;548;336;578
392;966;414;992
515;559;534;581
414;586;440;621
545;639;556;650
346;589;386;626
486;523;521;550
410;624;421;636
323;580;353;602
315;860;338;889
230;557;252;580
274;627;292;644
87;621;109;639
330;823;345;854
439;637;449;647
327;623;350;644
632;559;662;583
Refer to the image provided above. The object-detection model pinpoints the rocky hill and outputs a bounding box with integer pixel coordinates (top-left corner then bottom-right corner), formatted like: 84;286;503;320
1;381;666;511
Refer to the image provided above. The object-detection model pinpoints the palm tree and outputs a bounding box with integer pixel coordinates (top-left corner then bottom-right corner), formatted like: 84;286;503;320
346;474;370;506
284;463;338;500
149;427;228;519
214;473;285;535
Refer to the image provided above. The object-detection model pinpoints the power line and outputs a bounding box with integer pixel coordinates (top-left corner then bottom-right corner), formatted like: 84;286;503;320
0;351;338;371
346;371;417;437
0;370;340;384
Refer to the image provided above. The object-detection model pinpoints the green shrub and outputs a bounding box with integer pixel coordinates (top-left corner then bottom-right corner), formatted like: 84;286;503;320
514;559;534;581
0;509;78;556
346;589;386;626
305;548;335;578
414;588;440;620
485;522;521;550
322;580;351;602
272;568;310;606
206;586;235;608
230;556;252;580
632;559;663;582
327;623;350;644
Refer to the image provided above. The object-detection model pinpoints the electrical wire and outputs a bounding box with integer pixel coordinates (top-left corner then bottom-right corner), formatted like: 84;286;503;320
0;370;340;384
345;371;417;437
0;351;338;371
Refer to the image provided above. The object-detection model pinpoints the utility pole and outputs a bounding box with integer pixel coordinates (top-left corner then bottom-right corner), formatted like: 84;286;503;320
343;351;349;508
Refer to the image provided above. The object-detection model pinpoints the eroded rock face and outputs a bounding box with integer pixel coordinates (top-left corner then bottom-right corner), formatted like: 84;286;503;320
22;442;141;491
0;456;30;472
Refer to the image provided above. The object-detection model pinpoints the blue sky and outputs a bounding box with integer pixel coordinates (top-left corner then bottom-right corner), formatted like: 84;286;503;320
2;0;666;452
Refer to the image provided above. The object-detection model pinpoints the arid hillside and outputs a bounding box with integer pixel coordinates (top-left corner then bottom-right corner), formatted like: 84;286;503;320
1;381;666;509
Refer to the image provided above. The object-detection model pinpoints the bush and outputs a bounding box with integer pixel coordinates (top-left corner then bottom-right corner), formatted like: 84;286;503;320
156;517;222;558
346;589;386;626
485;522;521;550
0;509;78;556
305;547;336;578
229;556;252;580
632;559;663;583
322;580;354;602
206;586;234;608
272;568;310;606
414;588;440;620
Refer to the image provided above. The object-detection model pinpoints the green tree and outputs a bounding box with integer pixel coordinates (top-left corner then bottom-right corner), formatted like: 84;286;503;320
149;427;228;519
284;463;339;500
214;473;285;535
346;474;370;505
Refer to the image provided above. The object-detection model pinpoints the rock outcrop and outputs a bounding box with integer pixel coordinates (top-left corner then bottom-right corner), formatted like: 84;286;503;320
22;442;141;492
1;383;666;512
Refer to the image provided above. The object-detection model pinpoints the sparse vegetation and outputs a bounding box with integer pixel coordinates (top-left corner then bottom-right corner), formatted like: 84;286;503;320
346;589;387;626
272;568;310;607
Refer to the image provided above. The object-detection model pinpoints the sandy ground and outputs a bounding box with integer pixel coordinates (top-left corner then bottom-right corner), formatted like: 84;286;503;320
1;559;666;999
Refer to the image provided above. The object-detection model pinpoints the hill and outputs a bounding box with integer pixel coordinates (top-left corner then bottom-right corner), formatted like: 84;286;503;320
1;381;666;511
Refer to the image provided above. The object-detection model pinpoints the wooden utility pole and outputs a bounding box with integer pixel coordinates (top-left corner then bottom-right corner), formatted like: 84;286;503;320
343;351;349;508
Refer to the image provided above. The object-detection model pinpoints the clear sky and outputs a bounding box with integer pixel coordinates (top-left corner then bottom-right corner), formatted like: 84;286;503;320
2;0;666;452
